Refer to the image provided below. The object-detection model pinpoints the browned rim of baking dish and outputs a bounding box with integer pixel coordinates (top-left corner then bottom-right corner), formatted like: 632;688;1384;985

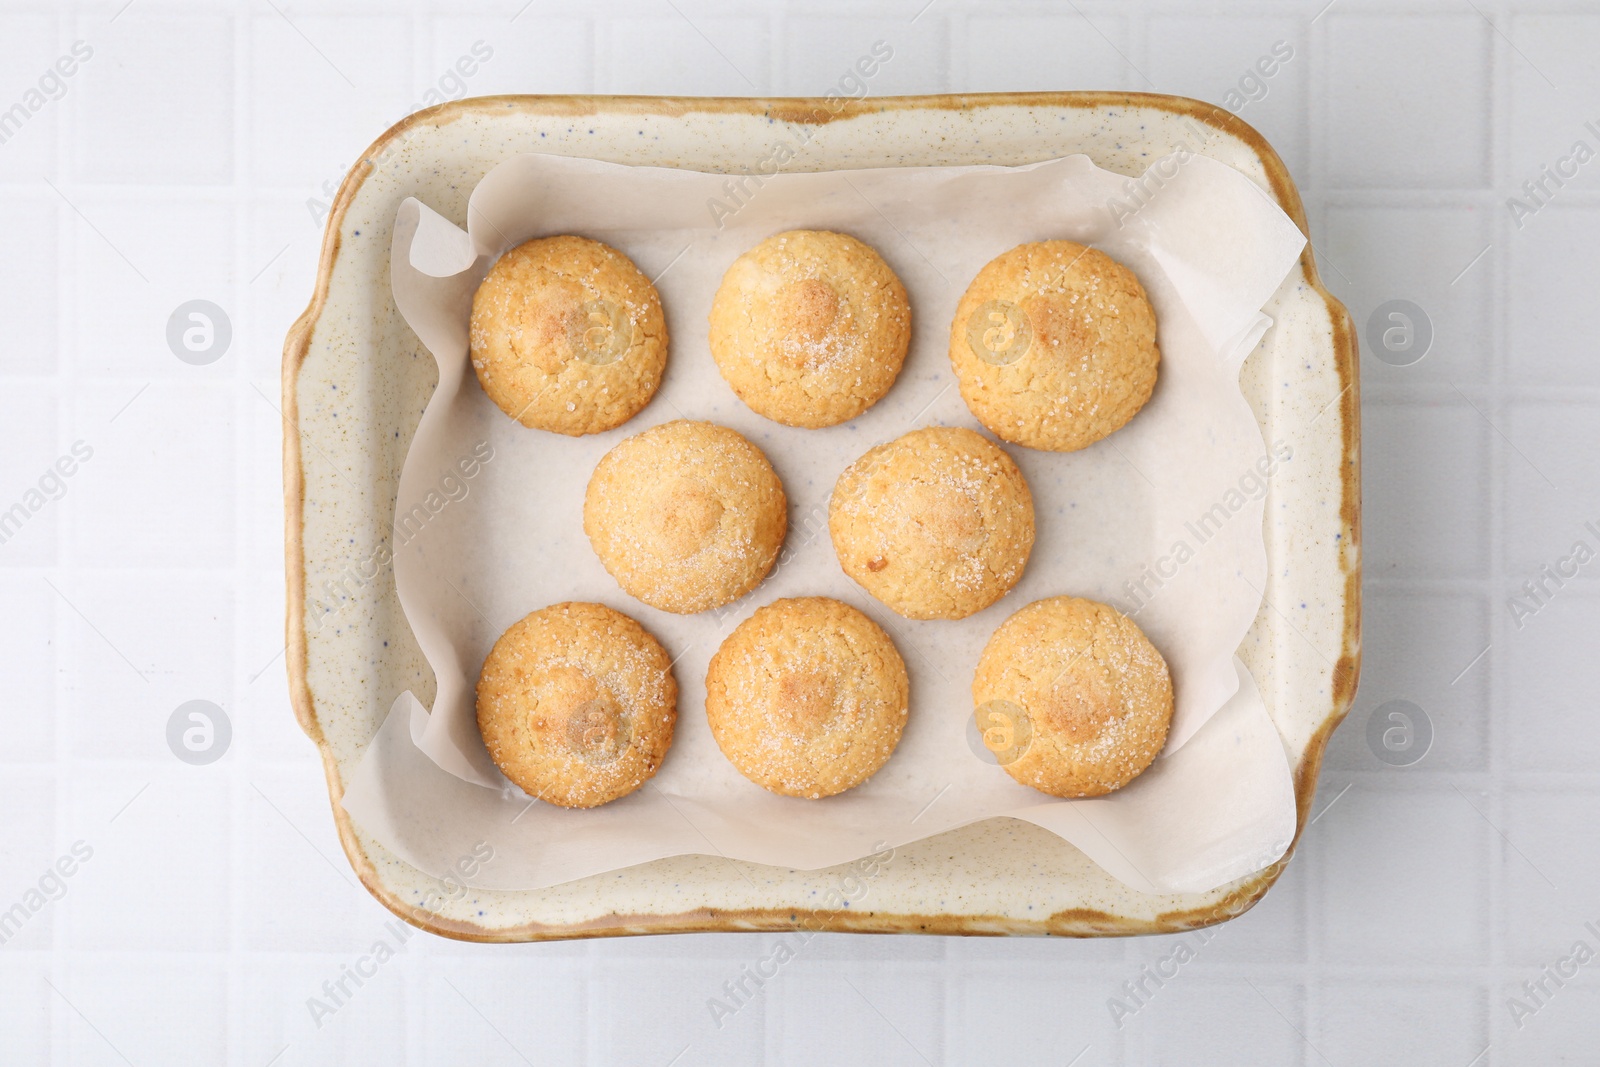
282;92;1361;941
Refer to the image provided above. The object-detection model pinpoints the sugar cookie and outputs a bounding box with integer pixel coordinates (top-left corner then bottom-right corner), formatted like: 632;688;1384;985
972;595;1172;798
829;426;1035;620
709;230;911;428
705;597;908;798
950;240;1159;451
470;235;667;436
476;602;678;808
584;420;787;614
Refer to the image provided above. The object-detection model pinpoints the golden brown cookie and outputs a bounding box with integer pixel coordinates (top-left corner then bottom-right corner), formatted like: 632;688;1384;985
476;602;678;808
584;420;788;614
705;597;909;799
829;426;1035;620
972;596;1172;798
949;241;1159;452
708;230;911;428
469;235;667;436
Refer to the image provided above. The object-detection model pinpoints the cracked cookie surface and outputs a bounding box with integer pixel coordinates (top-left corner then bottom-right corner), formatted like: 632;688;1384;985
949;240;1159;452
829;426;1034;620
476;601;678;808
470;235;667;436
709;230;910;428
972;596;1172;798
705;597;909;799
584;420;787;615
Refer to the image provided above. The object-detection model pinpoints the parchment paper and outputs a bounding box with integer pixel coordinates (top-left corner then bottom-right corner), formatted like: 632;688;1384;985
341;150;1306;896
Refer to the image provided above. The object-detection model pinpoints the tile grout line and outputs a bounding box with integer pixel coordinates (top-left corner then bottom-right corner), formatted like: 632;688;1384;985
229;8;250;1066
1483;5;1510;1061
49;5;73;1056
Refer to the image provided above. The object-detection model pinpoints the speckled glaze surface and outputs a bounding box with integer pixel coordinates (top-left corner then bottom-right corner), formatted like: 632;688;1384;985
282;94;1360;942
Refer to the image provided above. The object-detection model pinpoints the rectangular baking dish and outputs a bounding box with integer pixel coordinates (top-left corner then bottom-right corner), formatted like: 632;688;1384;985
282;92;1360;941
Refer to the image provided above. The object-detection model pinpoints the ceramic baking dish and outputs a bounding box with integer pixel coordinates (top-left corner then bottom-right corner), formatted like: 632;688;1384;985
282;93;1360;941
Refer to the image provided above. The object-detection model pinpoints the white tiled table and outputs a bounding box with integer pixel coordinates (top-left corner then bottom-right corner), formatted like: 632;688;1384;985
1;1;1595;1063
